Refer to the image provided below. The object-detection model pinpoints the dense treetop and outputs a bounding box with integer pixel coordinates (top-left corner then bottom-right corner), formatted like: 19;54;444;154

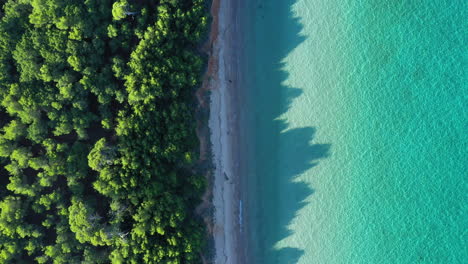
0;0;208;263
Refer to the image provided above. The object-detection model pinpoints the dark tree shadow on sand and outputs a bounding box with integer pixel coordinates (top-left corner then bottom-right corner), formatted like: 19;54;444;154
241;1;330;263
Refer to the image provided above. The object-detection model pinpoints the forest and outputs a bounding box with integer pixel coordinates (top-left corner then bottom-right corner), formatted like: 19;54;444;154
0;0;208;263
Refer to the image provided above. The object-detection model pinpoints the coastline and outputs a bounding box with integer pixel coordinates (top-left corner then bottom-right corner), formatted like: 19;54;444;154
203;0;244;263
198;0;468;263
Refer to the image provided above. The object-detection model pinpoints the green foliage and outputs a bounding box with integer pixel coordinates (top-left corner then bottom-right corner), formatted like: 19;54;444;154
112;0;129;21
0;0;208;263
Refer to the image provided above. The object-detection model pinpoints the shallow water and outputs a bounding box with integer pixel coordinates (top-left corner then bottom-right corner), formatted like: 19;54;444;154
241;0;467;263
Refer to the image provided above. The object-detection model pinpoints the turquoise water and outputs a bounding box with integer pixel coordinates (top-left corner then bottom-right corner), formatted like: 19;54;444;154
241;0;467;263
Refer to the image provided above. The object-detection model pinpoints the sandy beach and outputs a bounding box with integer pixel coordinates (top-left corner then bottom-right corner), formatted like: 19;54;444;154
204;0;244;263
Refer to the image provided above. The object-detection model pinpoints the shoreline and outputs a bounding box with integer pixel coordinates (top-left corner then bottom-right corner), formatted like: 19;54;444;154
203;0;244;263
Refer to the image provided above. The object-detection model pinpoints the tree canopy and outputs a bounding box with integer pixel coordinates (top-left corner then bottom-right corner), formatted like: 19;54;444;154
0;0;208;263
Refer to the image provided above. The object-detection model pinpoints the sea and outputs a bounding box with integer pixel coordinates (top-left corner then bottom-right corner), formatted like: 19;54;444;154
240;0;467;263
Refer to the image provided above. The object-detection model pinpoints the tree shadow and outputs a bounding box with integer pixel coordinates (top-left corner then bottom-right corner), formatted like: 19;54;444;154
242;0;330;263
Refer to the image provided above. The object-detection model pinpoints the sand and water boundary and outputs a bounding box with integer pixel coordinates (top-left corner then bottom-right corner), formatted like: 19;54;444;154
199;0;246;263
